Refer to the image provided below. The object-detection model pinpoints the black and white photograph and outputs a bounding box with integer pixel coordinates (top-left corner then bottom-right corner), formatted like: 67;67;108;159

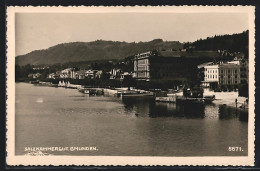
6;6;255;166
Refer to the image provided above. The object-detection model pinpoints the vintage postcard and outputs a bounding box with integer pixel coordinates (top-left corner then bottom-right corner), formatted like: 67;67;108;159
6;6;255;166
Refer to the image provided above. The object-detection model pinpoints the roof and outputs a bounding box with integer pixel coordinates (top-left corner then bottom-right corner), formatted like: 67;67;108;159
197;62;214;69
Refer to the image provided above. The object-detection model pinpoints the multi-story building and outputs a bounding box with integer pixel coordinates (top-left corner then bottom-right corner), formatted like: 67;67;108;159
133;51;157;81
219;64;240;86
201;62;240;89
240;59;249;84
133;50;203;83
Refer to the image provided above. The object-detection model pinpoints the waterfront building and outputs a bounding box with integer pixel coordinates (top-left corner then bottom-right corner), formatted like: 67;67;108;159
240;59;249;84
219;63;240;86
28;73;42;79
75;70;86;79
109;69;121;79
133;50;197;82
133;51;153;81
201;62;241;89
120;72;133;80
85;69;95;79
85;69;102;79
59;68;73;78
47;73;58;79
96;70;103;79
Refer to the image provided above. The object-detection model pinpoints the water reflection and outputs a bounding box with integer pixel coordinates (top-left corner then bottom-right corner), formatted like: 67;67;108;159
218;105;248;122
121;97;248;121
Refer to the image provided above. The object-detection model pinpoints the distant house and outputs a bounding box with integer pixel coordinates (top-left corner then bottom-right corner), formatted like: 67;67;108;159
47;73;58;79
59;68;72;78
76;70;86;79
120;72;133;80
58;68;79;79
28;73;42;79
85;69;95;79
109;69;121;79
95;70;103;79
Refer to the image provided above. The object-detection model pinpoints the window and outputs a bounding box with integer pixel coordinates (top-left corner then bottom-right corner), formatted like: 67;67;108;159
138;66;146;71
213;75;214;79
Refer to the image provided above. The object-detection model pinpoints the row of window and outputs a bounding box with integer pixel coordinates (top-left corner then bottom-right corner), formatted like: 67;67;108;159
220;69;238;74
220;75;238;79
205;75;218;79
205;69;239;74
219;80;238;84
205;74;239;79
206;69;218;74
137;66;148;71
137;59;149;65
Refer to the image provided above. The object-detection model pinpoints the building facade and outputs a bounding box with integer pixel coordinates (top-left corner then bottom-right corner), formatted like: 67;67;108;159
219;64;240;86
133;51;157;81
201;62;240;89
240;59;249;84
133;50;203;83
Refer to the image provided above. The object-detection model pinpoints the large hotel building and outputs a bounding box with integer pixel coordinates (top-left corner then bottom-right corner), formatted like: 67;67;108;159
133;50;205;82
201;62;241;88
133;51;155;81
133;50;188;82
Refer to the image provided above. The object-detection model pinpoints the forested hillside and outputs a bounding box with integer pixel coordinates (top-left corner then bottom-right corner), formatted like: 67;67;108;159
16;39;183;66
184;30;248;58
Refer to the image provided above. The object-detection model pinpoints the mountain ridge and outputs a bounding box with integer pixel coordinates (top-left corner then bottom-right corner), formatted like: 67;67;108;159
16;30;248;66
16;39;183;66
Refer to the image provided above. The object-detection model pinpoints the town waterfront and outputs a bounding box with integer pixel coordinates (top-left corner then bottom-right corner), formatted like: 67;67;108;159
15;83;248;156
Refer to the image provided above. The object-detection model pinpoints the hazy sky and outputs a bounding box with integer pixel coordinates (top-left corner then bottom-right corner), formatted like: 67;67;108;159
15;13;248;56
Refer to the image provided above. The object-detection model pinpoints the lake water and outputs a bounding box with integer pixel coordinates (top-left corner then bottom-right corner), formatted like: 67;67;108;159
15;83;248;156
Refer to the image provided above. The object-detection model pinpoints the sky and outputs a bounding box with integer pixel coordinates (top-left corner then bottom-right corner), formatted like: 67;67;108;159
15;13;248;56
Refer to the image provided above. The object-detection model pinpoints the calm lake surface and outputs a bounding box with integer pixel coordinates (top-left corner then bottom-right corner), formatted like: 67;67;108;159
15;83;248;156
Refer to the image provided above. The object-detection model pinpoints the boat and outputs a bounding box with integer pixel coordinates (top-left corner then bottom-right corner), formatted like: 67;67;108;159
120;90;154;97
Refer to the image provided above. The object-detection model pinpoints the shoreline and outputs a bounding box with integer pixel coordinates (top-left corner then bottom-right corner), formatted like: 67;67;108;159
212;97;248;111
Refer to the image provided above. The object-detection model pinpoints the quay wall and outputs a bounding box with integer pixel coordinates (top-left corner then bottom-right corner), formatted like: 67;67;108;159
203;91;239;100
